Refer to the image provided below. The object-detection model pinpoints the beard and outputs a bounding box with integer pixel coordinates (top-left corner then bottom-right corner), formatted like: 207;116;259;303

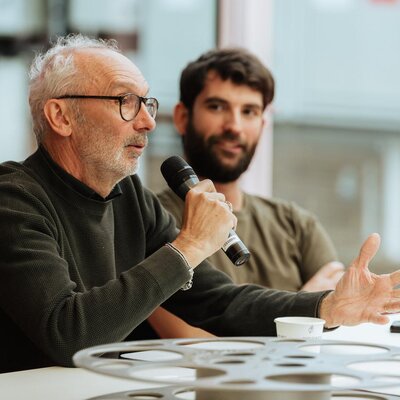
182;118;257;183
72;109;146;181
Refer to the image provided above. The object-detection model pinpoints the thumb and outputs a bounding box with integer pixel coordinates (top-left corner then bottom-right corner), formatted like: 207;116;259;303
353;233;380;270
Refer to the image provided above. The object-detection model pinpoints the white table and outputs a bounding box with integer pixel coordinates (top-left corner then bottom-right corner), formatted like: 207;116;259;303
324;314;400;347
1;316;400;400
323;314;400;397
0;366;154;400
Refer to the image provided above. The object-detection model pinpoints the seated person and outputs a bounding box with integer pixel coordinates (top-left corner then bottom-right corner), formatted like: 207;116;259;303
149;48;344;338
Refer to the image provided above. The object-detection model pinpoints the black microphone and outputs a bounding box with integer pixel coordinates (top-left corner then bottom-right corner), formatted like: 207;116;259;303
161;155;250;266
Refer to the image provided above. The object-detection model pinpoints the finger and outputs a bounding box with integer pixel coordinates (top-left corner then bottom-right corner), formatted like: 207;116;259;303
206;192;225;202
219;200;237;229
390;269;400;287
220;200;232;213
392;288;400;298
369;313;390;325
192;179;216;193
186;189;225;204
382;299;400;314
224;200;233;213
232;214;237;231
352;233;381;270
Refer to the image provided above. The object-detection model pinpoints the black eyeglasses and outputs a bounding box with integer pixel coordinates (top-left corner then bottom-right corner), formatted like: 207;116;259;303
56;93;159;121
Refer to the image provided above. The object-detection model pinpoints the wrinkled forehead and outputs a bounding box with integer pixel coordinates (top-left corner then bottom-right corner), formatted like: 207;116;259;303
73;48;149;94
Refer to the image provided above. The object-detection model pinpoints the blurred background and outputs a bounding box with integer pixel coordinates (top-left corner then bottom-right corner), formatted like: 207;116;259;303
1;0;400;272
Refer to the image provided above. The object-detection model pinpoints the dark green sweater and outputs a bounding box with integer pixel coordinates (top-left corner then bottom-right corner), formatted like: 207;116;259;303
0;147;325;373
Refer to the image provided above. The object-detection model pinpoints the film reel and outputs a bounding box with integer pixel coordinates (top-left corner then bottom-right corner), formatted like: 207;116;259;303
73;337;400;400
88;386;400;400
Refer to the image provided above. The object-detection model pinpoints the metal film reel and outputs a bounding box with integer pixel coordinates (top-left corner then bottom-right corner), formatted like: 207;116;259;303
89;386;400;400
73;337;400;400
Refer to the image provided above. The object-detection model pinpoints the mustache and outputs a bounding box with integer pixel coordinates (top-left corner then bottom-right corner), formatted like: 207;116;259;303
125;135;148;147
208;131;246;148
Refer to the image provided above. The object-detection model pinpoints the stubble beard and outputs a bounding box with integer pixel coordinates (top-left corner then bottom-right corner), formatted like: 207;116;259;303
183;118;257;183
74;112;145;181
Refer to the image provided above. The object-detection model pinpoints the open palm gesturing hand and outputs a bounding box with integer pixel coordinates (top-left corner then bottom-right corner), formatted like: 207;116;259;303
320;233;400;328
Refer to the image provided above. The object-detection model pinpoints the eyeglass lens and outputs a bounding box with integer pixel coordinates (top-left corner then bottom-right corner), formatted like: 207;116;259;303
121;94;158;120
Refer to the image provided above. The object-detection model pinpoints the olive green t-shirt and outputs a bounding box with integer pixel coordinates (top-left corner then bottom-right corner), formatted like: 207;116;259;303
158;188;337;291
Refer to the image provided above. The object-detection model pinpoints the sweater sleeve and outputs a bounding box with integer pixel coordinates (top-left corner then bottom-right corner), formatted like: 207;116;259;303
163;260;327;337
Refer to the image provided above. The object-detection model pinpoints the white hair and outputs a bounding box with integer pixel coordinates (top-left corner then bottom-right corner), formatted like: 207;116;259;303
29;34;120;143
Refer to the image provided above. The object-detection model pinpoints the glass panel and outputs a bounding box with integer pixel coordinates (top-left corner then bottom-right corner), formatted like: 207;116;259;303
273;0;400;271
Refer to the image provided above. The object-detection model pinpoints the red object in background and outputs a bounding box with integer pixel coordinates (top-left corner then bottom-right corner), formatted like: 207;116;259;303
370;0;398;4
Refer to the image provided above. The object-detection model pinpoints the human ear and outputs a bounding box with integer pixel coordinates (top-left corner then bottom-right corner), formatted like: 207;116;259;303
261;116;266;130
43;99;73;137
173;102;189;138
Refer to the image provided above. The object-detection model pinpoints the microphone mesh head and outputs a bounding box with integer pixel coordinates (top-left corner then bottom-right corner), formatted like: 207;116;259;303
160;156;196;193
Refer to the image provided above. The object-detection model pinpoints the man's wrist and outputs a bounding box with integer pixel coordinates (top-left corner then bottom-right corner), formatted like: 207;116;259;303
171;236;204;268
318;290;338;329
165;242;194;291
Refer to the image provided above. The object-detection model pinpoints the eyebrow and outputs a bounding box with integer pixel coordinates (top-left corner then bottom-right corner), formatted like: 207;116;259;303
204;97;263;110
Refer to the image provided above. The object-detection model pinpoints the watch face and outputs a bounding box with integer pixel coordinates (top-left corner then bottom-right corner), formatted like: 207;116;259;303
181;266;194;291
390;321;400;333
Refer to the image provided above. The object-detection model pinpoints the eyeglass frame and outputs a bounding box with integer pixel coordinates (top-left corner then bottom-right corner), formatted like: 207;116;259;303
55;93;159;121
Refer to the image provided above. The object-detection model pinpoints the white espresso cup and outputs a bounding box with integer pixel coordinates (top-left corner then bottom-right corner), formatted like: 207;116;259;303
274;317;325;339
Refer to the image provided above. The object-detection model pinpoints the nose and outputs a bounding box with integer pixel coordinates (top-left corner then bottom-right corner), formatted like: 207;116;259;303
223;109;243;136
133;103;156;133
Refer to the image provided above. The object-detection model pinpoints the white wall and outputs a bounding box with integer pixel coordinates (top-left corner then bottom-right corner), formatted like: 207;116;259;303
0;58;31;162
0;0;44;162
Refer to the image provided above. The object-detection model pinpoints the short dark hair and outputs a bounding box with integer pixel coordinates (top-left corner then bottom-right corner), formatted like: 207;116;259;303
179;48;275;111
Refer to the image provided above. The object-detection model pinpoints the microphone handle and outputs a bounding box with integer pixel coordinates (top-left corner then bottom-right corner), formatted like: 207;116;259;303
224;229;251;266
179;176;250;266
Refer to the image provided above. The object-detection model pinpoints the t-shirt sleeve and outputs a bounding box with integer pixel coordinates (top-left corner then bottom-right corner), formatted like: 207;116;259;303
289;202;339;282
